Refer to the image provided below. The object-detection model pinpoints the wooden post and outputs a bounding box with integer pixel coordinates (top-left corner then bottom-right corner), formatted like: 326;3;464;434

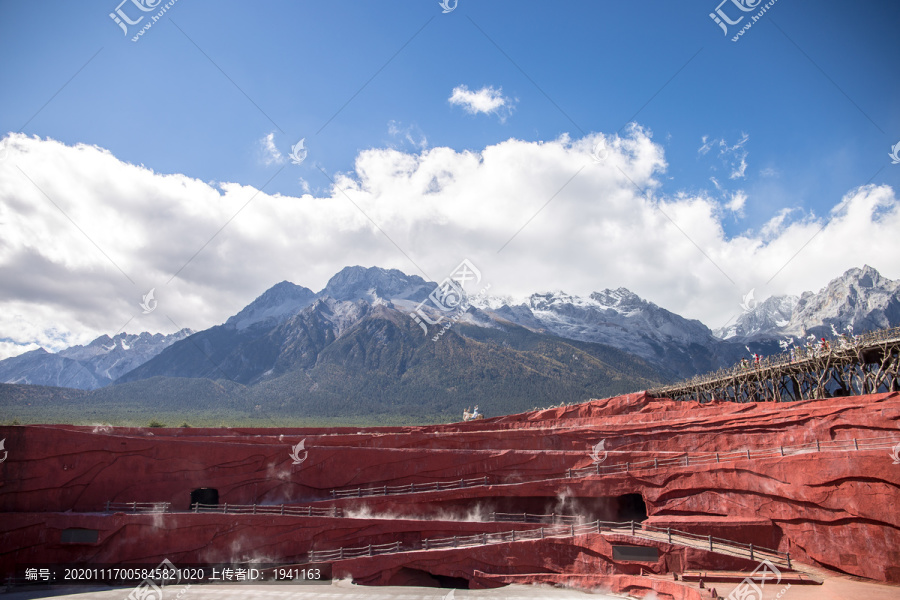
331;490;335;499
709;535;712;551
667;528;672;544
252;504;256;514
339;547;343;560
281;504;285;515
410;483;415;493
540;527;544;539
654;458;658;469
780;446;784;456
223;503;227;514
368;545;372;556
750;544;754;561
715;453;719;463
746;449;751;460
631;521;635;535
453;536;458;547
424;539;429;550
132;501;137;513
787;553;791;570
816;440;820;452
357;487;361;497
483;476;488;486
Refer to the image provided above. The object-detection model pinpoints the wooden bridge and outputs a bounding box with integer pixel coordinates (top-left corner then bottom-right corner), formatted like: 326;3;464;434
647;325;900;403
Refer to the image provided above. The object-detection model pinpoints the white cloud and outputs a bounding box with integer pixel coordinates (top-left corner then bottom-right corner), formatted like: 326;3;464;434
1;130;900;358
448;85;514;121
388;120;427;151
699;133;749;179
726;190;748;214
259;132;284;166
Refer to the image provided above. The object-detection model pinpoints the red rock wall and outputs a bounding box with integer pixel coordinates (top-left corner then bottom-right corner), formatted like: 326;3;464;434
2;391;900;592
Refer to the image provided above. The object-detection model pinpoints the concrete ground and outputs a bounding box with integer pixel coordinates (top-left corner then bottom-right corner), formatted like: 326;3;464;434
4;570;899;600
0;580;627;599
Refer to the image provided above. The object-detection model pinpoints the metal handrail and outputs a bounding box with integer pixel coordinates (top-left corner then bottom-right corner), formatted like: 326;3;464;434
490;512;582;524
330;475;490;499
103;501;342;517
104;501;170;513
574;435;900;477
190;502;342;517
319;433;898;501
305;519;792;568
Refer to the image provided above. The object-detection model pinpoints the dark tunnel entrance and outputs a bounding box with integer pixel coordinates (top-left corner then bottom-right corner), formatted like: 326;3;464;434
616;493;648;522
190;488;219;509
386;568;470;589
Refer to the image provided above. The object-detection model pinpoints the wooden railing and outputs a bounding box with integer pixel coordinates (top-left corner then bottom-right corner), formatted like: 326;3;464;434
647;325;900;402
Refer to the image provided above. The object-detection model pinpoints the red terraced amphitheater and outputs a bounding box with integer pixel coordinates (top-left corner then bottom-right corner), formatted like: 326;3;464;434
2;391;900;599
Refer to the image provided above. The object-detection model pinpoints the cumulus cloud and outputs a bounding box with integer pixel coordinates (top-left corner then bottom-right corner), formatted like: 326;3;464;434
1;130;899;359
259;132;284;166
448;85;514;121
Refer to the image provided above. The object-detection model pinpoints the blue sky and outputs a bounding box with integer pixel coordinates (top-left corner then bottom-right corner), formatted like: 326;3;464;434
1;0;899;356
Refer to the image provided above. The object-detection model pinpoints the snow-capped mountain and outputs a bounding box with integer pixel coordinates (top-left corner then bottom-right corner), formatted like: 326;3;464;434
320;266;433;303
716;294;798;341
6;264;899;393
715;266;900;342
484;288;740;378
0;329;192;390
225;281;316;331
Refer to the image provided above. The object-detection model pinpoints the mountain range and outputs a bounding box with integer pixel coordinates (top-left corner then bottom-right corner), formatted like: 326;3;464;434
1;265;898;422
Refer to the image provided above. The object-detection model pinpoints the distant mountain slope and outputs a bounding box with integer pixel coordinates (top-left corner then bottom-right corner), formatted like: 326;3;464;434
224;281;316;331
0;330;192;390
716;265;900;342
482;289;743;378
5;309;667;423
